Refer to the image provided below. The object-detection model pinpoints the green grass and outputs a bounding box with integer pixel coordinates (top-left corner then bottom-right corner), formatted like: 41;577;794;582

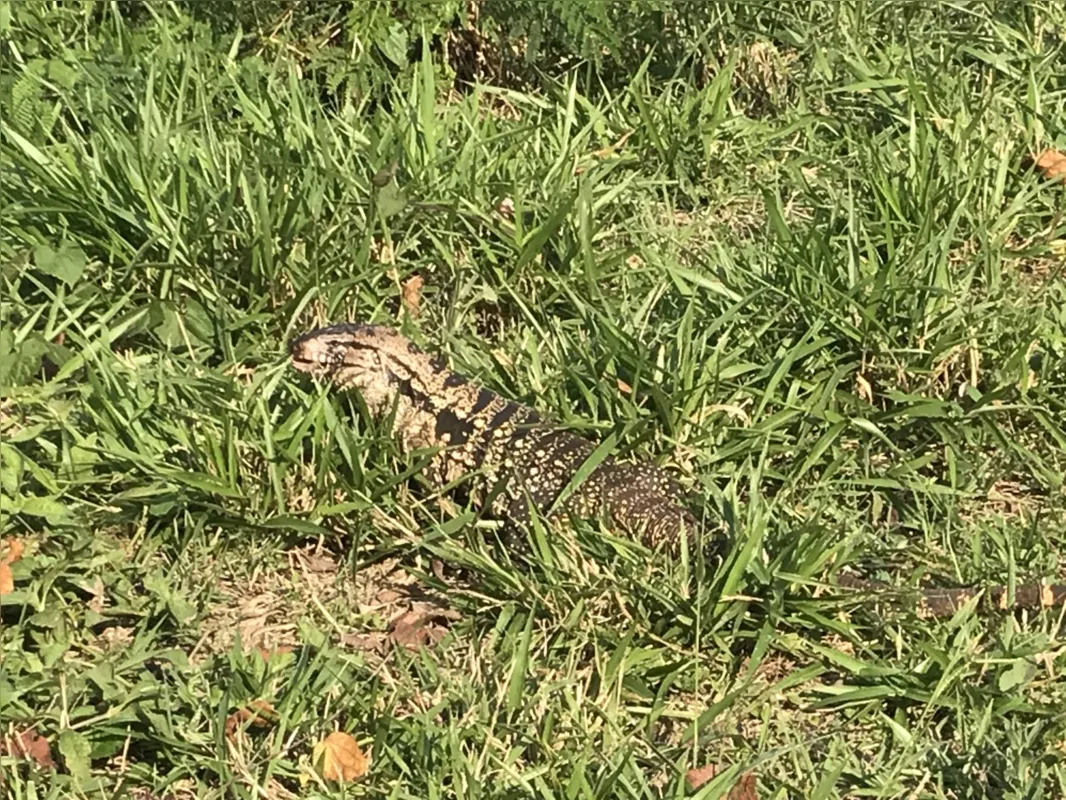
3;1;1066;797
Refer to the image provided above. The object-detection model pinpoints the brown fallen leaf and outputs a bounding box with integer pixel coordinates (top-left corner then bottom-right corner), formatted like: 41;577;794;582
2;538;24;564
374;588;403;604
388;606;459;651
686;765;758;798
431;558;448;583
256;645;295;662
729;773;759;800
389;611;439;651
401;274;424;317
686;763;720;790
314;731;368;782
1035;149;1066;180
0;537;24;596
224;700;278;740
0;728;56;769
342;604;459;655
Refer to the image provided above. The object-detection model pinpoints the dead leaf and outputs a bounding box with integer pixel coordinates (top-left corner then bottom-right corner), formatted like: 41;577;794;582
686;763;720;790
401;274;424;317
256;645;295;662
855;372;873;403
2;538;24;564
342;605;458;655
388;606;459;651
431;558;448;583
389;611;435;650
1035;149;1066;180
685;765;758;798
0;537;23;596
374;588;402;604
0;728;56;769
314;731;368;782
729;773;759;799
224;700;278;740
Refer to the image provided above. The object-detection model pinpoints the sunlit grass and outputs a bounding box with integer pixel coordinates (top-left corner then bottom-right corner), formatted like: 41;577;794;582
2;1;1066;797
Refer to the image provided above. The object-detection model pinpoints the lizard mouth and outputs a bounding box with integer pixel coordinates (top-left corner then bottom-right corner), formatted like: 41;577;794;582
290;355;323;374
289;350;340;379
288;335;338;377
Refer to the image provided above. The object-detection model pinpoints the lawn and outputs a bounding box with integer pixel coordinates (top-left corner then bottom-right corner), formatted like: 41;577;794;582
2;1;1066;797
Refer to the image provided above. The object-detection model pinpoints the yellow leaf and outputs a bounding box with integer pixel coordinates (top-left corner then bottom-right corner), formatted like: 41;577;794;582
313;731;367;782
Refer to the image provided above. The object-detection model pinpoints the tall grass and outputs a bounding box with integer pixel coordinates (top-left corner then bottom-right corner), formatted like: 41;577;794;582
2;1;1066;796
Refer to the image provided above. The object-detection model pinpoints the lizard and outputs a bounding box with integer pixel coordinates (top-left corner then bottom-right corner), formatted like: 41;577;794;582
289;322;695;552
289;321;1066;619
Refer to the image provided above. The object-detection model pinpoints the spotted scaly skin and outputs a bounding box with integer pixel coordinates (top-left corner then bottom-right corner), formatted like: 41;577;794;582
290;322;1066;618
289;323;696;551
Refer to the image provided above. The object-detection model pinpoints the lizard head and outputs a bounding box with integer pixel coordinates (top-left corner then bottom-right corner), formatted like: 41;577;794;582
289;322;448;414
